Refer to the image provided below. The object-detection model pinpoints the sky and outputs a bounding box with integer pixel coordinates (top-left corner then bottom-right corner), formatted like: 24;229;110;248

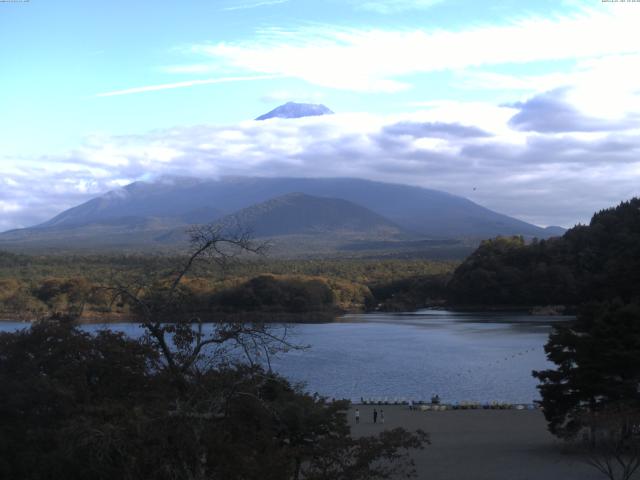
1;0;640;231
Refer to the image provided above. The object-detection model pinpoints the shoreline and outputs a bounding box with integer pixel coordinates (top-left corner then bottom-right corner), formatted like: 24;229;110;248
0;310;339;324
354;401;540;410
0;305;574;324
424;304;575;316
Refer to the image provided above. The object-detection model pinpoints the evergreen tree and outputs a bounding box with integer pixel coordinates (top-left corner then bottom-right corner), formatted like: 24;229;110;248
533;301;640;438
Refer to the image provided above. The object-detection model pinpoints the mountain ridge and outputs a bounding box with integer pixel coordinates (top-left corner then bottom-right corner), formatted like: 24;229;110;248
215;192;408;237
0;176;566;254
255;102;334;120
34;176;554;236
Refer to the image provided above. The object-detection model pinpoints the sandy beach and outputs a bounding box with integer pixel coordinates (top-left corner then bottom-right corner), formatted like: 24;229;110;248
350;406;603;480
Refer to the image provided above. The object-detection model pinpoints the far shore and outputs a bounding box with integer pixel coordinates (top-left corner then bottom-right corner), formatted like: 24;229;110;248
0;310;338;324
0;304;575;324
421;304;575;316
349;405;600;480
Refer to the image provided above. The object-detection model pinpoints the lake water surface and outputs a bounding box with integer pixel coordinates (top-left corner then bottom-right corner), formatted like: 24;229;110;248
0;310;566;403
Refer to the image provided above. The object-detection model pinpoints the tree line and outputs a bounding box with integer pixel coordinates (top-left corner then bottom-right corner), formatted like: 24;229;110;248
447;198;640;307
0;256;456;321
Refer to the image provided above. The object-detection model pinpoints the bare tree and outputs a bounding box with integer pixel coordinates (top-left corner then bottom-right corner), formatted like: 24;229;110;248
107;222;299;379
101;223;311;479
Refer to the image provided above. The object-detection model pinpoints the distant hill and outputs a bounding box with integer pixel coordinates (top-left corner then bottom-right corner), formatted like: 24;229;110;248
215;193;406;237
155;193;414;256
0;176;561;255
255;102;334;120
37;177;224;229
28;176;556;237
543;226;567;236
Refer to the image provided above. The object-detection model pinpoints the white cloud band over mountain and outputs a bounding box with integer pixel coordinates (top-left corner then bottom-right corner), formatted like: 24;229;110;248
2;87;639;232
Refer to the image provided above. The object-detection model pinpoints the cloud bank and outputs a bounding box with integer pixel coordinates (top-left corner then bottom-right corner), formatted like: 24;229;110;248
3;88;640;232
184;8;640;93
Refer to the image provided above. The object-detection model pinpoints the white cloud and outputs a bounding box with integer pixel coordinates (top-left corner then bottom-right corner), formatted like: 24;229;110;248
0;164;130;231
4;87;640;231
96;75;282;97
458;53;640;121
0;201;22;213
260;89;325;104
192;8;640;92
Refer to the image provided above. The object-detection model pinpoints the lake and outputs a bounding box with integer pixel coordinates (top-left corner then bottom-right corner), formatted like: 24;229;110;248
0;310;565;404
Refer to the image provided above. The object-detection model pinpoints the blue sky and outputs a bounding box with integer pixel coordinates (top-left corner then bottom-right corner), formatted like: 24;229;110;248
2;0;640;230
1;0;577;155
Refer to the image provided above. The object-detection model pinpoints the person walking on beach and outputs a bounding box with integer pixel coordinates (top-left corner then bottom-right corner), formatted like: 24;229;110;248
355;409;360;424
380;409;384;424
373;408;378;424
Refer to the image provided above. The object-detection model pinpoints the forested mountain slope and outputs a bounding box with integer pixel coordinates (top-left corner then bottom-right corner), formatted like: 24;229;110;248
447;198;640;306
